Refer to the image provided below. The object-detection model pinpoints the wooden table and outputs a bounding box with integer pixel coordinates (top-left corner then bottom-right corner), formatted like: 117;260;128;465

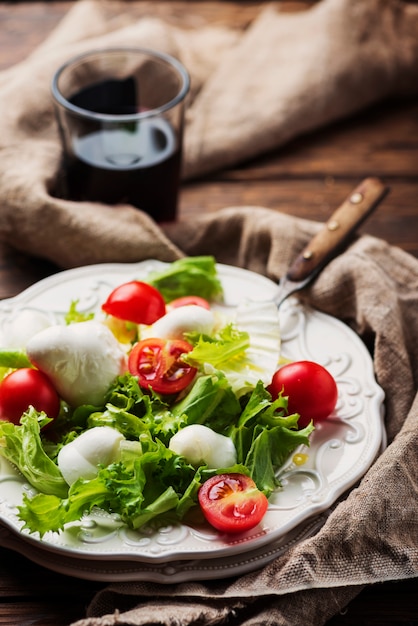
1;2;418;625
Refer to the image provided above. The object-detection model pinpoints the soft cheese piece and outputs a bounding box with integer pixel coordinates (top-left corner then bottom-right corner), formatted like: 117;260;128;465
169;424;237;469
57;426;125;485
145;305;215;340
26;321;127;406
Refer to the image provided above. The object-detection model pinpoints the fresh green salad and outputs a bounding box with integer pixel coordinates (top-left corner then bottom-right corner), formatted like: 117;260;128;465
0;257;313;537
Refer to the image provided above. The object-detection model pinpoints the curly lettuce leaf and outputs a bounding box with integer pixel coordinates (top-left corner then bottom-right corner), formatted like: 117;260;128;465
87;374;186;445
0;349;32;370
64;300;94;325
229;382;314;495
171;371;241;434
0;408;68;498
146;256;223;303
18;434;200;536
12;379;313;536
184;324;250;369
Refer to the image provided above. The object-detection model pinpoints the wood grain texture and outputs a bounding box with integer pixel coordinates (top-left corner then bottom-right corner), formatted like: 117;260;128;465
0;2;418;625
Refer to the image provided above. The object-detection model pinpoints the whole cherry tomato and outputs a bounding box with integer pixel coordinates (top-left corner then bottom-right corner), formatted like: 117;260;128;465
268;360;338;428
0;368;60;424
102;281;166;325
198;473;268;533
128;337;197;395
168;296;211;310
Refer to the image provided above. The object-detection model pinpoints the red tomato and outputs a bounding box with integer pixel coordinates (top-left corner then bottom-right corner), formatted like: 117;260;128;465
0;368;60;425
128;338;197;395
168;296;211;310
268;360;338;428
102;281;166;325
198;473;268;534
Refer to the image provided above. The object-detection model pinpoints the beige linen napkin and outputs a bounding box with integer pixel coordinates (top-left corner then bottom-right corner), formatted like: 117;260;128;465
1;0;418;267
1;1;418;625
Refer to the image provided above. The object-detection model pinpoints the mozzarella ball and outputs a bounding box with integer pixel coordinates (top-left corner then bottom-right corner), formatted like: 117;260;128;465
57;426;125;485
169;424;236;469
26;321;127;406
145;305;215;341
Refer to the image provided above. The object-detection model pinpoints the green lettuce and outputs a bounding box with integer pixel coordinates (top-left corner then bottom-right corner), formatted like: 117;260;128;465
0;349;32;370
18;433;199;536
184;324;250;369
146;256;223;303
230;381;313;495
64;300;95;324
171;371;242;434
8;372;312;537
0;408;68;498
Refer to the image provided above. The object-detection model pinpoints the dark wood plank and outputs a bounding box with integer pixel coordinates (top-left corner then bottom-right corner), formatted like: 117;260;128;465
235;99;418;179
181;176;418;257
0;244;59;301
180;99;418;258
0;547;103;625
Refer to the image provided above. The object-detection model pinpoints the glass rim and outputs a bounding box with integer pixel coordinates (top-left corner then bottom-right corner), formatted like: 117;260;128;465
51;46;190;122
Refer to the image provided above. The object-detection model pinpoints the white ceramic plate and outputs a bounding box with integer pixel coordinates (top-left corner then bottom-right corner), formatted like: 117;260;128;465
0;261;385;574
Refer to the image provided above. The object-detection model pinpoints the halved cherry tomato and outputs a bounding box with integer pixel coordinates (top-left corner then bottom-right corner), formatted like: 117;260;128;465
168;296;211;310
102;281;166;325
0;368;60;425
268;360;338;428
198;473;268;533
128;338;197;395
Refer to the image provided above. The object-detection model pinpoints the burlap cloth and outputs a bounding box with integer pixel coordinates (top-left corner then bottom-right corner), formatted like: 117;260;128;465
1;0;418;624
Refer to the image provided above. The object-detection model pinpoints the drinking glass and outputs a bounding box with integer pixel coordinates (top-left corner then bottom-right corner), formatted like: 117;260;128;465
51;47;190;222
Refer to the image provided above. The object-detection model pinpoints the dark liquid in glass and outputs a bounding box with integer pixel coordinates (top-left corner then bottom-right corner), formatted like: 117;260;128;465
61;79;181;222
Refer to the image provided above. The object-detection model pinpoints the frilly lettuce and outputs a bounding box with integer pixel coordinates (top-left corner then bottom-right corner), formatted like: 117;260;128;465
146;256;223;303
5;372;312;537
0;407;68;498
184;299;281;396
0;258;311;537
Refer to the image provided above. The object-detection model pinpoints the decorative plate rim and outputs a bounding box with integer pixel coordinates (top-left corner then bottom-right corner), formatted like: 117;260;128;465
0;261;385;568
